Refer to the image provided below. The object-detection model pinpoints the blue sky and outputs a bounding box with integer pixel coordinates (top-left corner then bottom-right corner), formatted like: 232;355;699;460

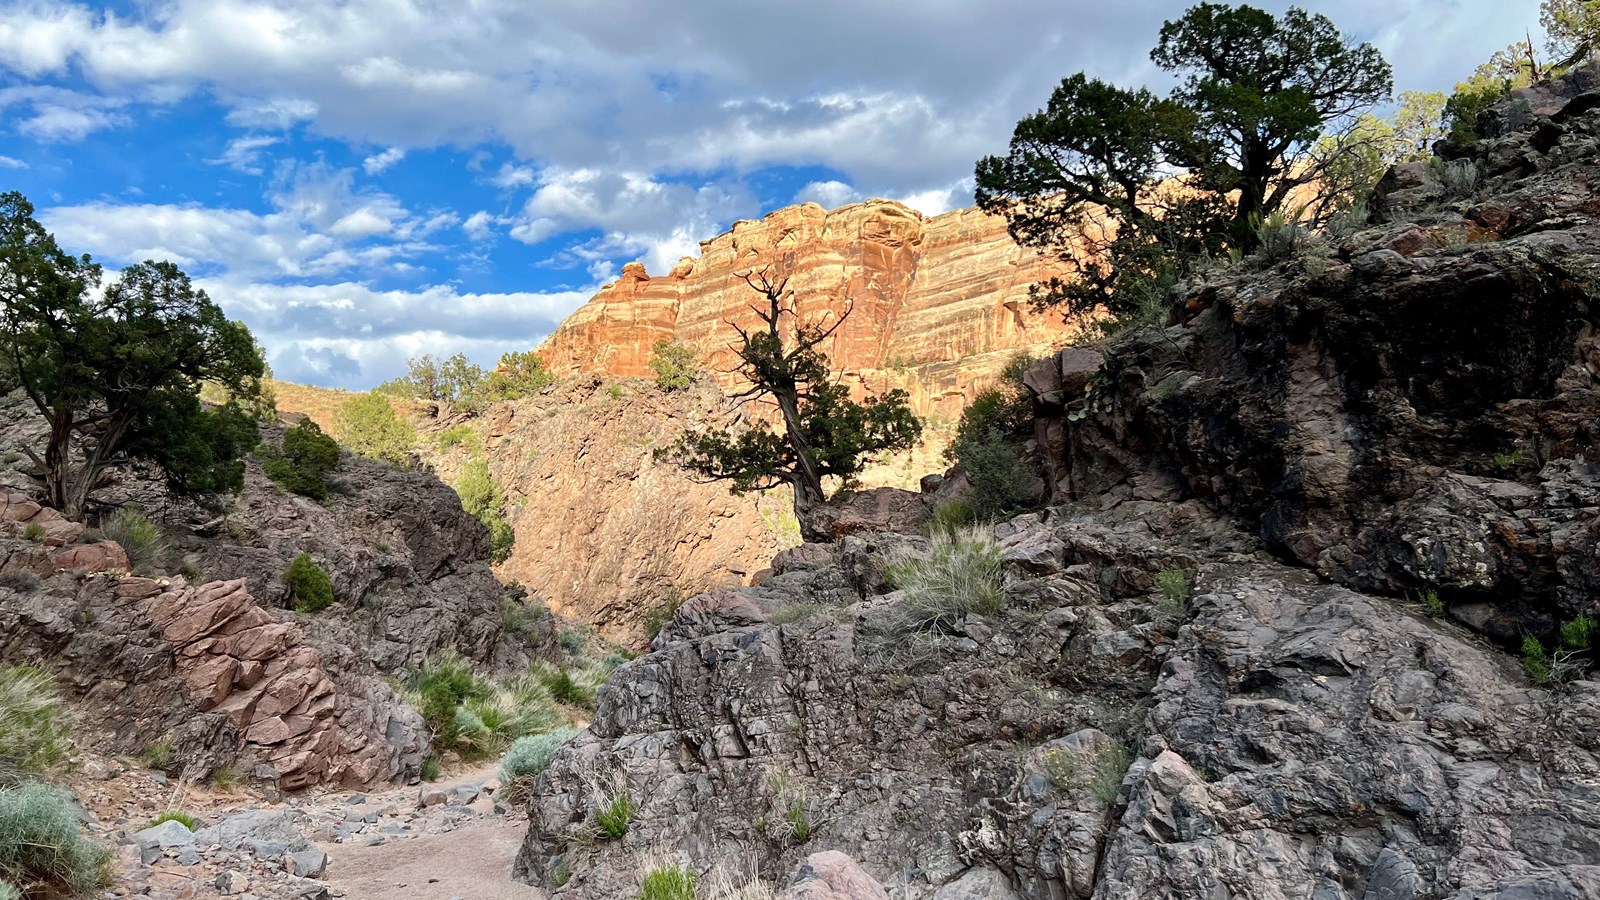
0;0;1543;388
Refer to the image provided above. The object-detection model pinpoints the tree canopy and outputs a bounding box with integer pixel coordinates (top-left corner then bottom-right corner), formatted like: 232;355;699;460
377;350;553;409
975;3;1393;322
0;191;265;520
334;393;416;466
662;271;922;526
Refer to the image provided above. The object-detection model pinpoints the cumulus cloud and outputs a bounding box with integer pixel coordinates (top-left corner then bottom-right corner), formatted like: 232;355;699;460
208;278;596;388
794;180;861;209
208;135;280;174
362;147;405;174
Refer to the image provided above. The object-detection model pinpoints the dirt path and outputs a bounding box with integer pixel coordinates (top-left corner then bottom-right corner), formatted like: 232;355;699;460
319;816;546;900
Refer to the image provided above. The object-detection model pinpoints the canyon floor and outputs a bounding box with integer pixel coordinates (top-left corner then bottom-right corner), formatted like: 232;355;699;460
77;753;543;900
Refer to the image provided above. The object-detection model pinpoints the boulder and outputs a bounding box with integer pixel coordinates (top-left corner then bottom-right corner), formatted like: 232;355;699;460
781;852;889;900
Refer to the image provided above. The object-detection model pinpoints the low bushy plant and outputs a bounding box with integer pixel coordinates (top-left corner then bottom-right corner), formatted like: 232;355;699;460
639;863;695;900
540;668;594;708
649;339;698;392
0;668;65;785
596;789;636;839
102;507;168;575
19;524;42;544
146;810;199;831
1436;158;1482;199
0;574;39;595
257;421;341;500
284;552;334;613
454;459;514;563
1560;615;1597;651
1522;636;1552;684
1043;743;1130;804
0;781;110;896
333;392;416;466
885;527;1005;632
499;727;580;783
409;654;494;749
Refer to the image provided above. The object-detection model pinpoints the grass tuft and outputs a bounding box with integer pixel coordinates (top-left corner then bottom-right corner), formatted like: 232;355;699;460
885;526;1005;632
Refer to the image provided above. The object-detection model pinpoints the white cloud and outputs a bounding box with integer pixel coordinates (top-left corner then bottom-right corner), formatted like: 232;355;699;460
205;278;595;388
898;178;974;218
462;211;500;241
794;180;861;209
43;163;449;280
225;97;318;129
208;135;279;175
0;155;25;169
362;147;404;174
505;167;754;274
488;163;536;189
17;103;119;141
0;0;1539;195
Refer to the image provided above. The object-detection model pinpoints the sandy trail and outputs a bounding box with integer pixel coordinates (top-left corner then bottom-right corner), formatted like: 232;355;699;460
318;816;546;900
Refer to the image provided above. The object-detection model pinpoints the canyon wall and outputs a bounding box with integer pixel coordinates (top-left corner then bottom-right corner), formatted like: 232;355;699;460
537;199;1082;423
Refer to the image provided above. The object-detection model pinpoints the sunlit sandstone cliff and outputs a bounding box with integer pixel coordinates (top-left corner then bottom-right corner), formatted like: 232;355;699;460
537;198;1082;423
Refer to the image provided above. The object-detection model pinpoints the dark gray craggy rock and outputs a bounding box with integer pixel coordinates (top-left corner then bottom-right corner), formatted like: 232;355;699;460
515;69;1600;899
1027;66;1600;647
514;512;1600;898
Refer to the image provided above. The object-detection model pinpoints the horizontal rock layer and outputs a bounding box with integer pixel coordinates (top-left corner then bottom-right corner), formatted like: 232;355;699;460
537;199;1083;421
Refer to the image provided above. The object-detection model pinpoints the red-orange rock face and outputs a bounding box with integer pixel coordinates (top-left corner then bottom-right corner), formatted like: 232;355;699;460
537;199;1083;421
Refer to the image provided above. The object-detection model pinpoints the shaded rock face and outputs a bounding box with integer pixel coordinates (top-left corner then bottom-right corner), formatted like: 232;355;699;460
448;377;798;648
1030;76;1600;646
536;199;1082;423
515;508;1600;898
0;403;542;789
515;74;1600;899
0;564;427;789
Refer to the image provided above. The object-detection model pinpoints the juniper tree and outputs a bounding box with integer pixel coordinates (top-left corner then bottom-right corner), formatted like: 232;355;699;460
0;191;264;520
663;271;922;529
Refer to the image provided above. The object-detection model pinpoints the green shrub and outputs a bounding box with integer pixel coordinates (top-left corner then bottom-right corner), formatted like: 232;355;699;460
945;358;1042;520
258;421;341;500
465;675;560;747
454;459;514;563
433;425;481;452
639;863;695;900
500;727;580;783
1437;159;1482;199
948;427;1042;521
886;527;1005;632
409;654;494;749
1249;207;1309;264
1522;636;1552;684
649;339;698;392
1043;743;1130;805
558;628;587;655
19;524;42;544
1419;588;1446;617
146;810;199;831
929;499;975;533
0;668;65;785
333;393;416;466
1560;615;1597;651
1155;569;1190;618
642;592;684;640
420;756;441;781
596;790;636;839
482;351;554;402
284;552;334;613
140;737;173;771
0;781;110;896
102;507;168;574
540;668;594;708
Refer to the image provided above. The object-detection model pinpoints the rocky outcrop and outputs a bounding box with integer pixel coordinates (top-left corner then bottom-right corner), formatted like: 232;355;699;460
514;70;1600;898
1030;70;1600;648
516;506;1600;898
425;376;798;647
0;398;545;788
537;199;1084;422
0;561;428;790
